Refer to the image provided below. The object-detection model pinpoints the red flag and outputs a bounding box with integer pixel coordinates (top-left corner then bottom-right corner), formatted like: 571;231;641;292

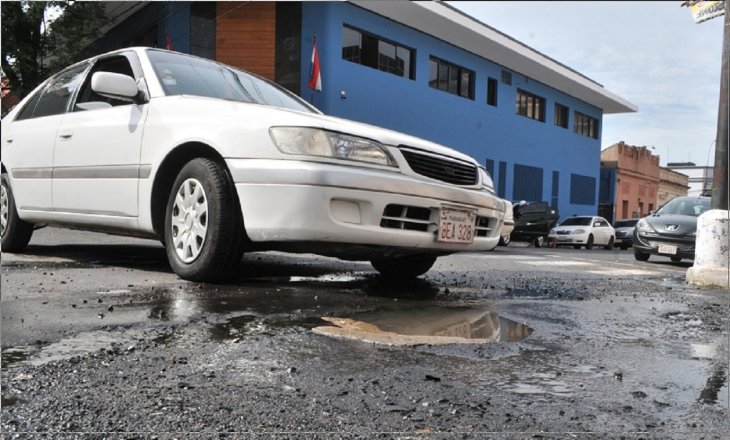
165;32;174;51
307;34;322;91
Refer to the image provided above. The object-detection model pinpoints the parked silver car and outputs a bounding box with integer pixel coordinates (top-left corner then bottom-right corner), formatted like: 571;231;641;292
1;48;507;281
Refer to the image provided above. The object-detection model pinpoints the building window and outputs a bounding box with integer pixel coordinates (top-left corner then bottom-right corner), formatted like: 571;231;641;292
554;103;568;128
574;111;599;139
516;89;545;122
428;56;474;99
487;77;498;106
501;69;512;85
341;25;414;80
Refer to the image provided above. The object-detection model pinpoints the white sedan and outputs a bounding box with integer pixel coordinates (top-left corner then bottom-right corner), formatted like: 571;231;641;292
0;48;507;281
548;216;616;250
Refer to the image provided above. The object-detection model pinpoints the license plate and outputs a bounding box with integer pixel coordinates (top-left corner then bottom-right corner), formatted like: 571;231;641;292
437;207;475;244
658;244;678;255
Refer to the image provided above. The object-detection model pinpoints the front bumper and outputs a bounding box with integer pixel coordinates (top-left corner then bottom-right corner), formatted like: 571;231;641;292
548;233;589;244
226;159;505;254
633;230;696;259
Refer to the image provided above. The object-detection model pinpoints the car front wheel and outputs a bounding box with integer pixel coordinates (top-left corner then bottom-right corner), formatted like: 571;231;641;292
585;234;594;250
371;255;437;279
634;249;650;261
1;173;34;252
164;158;245;281
604;237;614;250
534;236;544;248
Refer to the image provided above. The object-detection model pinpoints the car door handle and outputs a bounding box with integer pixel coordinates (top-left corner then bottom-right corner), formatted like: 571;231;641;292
5;137;13;144
58;130;73;140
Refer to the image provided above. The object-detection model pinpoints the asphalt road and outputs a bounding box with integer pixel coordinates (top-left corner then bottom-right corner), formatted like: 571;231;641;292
1;226;728;438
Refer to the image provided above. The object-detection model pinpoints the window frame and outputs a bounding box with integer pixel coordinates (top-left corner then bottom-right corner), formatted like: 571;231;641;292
554;103;568;128
487;77;498;106
516;89;545;122
20;63;90;120
574;111;599;139
428;56;474;100
341;24;415;80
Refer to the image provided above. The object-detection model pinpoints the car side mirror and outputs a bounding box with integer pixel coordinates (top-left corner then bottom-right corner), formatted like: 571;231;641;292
91;72;141;103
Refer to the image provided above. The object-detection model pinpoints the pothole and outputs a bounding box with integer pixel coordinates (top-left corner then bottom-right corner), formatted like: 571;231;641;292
313;306;533;346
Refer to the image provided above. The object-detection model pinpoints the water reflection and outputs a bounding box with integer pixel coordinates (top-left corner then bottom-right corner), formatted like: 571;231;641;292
314;306;533;346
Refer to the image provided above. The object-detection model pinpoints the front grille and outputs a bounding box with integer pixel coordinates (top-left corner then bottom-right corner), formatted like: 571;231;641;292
380;204;432;232
380;204;494;239
556;231;571;235
399;147;478;185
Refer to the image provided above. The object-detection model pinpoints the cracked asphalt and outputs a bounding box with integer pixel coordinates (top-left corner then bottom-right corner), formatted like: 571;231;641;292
1;227;729;438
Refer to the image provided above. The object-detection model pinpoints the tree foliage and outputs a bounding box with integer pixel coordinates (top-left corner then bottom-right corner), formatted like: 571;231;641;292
1;1;106;100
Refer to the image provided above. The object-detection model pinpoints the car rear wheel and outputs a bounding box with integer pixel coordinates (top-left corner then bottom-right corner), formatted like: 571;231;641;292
585;234;594;250
634;249;650;261
371;255;437;279
1;173;34;252
534;236;544;248
165;158;245;281
604;237;614;250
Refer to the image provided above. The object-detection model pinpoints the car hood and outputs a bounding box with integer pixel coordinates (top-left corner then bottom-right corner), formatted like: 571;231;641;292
177;95;479;166
643;214;698;236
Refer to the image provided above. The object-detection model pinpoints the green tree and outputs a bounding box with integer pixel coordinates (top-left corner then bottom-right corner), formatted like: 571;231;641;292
1;1;105;99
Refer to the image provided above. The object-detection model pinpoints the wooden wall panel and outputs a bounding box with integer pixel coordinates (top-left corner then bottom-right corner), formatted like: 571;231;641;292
216;2;276;80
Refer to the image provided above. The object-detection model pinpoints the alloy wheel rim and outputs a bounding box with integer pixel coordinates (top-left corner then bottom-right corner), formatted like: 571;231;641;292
171;178;208;263
1;183;8;238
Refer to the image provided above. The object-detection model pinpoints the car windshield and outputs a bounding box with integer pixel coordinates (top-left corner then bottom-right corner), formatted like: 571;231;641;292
613;219;638;228
559;217;592;226
146;50;316;113
656;197;710;217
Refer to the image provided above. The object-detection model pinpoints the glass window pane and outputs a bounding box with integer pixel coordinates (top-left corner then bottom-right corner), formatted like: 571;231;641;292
396;46;410;78
448;66;458;94
429;58;438;88
460;71;471;98
438;63;448;91
378;40;396;74
342;27;361;62
33;65;87;118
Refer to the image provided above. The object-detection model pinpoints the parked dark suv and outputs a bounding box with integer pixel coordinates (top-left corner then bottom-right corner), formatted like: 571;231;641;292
511;201;559;247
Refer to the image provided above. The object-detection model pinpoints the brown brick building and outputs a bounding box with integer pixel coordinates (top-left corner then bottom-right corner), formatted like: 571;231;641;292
600;142;660;221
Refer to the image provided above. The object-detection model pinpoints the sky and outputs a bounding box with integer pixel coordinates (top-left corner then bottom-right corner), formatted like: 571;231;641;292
450;1;725;167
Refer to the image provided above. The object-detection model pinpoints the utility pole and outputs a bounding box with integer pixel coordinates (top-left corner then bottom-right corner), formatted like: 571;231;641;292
711;0;729;209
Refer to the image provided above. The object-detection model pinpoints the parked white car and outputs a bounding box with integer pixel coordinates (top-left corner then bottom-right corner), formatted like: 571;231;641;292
0;48;507;281
548;216;615;250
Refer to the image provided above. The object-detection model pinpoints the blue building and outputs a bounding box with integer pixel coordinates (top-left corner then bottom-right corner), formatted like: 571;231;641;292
93;1;636;219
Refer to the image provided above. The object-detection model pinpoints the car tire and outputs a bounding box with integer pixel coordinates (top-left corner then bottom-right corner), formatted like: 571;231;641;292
585;234;594;250
670;256;682;262
604;237;614;250
499;235;511;246
164;158;245;282
1;173;34;252
534;236;544;248
371;255;437;279
634;249;650;261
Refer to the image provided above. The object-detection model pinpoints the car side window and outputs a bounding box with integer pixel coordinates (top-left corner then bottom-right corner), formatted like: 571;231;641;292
75;56;137;111
31;64;88;118
14;87;44;121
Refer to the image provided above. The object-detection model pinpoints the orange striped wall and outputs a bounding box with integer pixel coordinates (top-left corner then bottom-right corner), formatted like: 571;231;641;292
216;2;276;80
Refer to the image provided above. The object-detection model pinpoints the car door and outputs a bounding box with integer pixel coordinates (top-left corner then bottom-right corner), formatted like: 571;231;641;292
593;218;610;244
1;64;89;213
52;52;148;218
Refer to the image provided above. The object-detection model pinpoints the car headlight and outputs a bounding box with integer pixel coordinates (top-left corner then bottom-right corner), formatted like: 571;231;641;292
269;127;396;167
636;218;652;232
479;167;496;194
573;229;586;235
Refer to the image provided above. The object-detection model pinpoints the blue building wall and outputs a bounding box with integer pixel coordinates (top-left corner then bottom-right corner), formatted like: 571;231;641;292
301;2;604;219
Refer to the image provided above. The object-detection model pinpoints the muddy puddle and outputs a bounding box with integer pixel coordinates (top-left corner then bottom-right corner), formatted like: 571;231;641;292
313;306;533;346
